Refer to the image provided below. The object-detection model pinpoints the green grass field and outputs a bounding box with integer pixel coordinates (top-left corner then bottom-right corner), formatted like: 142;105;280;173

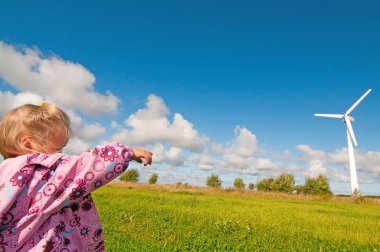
92;183;380;251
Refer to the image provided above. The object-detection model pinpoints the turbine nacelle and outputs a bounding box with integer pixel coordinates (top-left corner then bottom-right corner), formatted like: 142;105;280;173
343;115;355;123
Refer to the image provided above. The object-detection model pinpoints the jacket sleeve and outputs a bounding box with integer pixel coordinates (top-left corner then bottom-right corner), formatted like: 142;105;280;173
31;142;134;213
62;142;134;198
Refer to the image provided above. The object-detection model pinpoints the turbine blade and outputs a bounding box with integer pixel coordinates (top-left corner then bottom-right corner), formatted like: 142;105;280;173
345;117;358;146
314;114;344;118
346;89;372;115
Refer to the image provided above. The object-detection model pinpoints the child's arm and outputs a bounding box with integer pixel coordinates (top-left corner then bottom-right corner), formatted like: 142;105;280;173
32;142;152;213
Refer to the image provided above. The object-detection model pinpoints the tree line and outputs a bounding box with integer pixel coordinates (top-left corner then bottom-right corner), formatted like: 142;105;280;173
206;173;333;196
119;169;332;196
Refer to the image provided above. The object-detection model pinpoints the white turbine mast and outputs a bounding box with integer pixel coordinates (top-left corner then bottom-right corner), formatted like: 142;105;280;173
315;89;372;195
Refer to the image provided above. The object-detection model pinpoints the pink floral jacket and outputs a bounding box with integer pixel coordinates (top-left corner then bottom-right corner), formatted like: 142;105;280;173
0;142;134;252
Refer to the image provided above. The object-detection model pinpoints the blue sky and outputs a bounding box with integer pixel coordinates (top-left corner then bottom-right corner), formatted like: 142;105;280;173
1;1;379;194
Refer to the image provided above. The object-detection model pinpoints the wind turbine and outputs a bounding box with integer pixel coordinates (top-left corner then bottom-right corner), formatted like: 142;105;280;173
315;89;372;195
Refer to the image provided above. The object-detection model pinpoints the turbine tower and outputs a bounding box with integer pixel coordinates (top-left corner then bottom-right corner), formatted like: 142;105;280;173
315;89;372;195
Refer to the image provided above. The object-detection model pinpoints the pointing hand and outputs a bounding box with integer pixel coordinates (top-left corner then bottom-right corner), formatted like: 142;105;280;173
131;148;153;166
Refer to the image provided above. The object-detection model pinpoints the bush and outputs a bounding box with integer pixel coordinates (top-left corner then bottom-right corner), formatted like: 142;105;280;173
256;173;295;193
206;174;222;188
276;173;295;193
248;183;255;190
299;175;332;196
120;168;140;182
256;177;276;192
149;173;158;184
233;177;245;190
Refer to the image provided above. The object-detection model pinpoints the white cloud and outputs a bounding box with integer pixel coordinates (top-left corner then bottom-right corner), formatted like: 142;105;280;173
327;148;348;167
165;147;185;166
0;41;119;116
303;159;327;178
191;151;216;170
64;137;91;154
213;126;278;174
76;123;106;142
110;120;122;130
149;144;185;166
329;148;380;174
328;168;351;183
149;144;165;163
295;145;333;179
295;144;380;184
111;94;208;150
62;109;106;153
215;126;259;157
296;144;326;161
0;91;43;116
357;151;380;173
255;158;278;170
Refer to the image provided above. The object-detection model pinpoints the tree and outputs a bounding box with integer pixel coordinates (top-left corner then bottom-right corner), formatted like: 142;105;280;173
149;173;158;184
256;173;295;193
276;173;295;193
206;174;222;188
120;168;140;182
234;177;245;190
248;183;255;190
256;177;276;192
299;175;332;196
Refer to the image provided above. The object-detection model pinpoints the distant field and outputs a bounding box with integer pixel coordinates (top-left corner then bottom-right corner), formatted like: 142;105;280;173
92;182;380;251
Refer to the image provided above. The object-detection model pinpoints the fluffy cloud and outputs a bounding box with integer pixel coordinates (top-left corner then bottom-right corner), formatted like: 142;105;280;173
77;123;106;142
111;94;208;150
150;144;185;166
214;127;259;157
64;137;92;154
302;159;327;178
62;110;106;154
296;144;326;161
110;96;278;176
0;91;43;116
329;148;380;174
295;144;380;184
213;126;278;174
0;41;119;116
191;151;217;170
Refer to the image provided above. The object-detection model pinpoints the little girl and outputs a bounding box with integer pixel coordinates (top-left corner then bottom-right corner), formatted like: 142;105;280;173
0;103;152;251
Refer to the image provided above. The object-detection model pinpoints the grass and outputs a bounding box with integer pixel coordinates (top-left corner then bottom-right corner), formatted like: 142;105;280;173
92;182;380;251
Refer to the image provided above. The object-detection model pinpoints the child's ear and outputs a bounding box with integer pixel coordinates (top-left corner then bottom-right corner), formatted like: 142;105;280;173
20;135;32;150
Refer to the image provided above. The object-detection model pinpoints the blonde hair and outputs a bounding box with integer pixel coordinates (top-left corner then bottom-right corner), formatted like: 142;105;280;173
0;103;71;159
